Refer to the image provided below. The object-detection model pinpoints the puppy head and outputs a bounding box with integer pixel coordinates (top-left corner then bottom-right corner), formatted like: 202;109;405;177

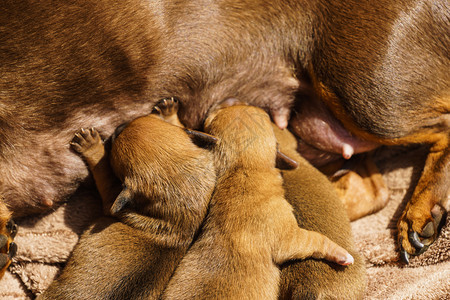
205;102;296;172
109;114;216;217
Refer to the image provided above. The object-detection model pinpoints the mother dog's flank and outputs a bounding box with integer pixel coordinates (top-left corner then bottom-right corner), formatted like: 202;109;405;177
0;0;448;275
162;103;354;299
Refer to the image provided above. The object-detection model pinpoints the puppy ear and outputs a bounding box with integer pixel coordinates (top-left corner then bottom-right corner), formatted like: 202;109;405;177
110;185;133;215
111;122;129;144
276;150;298;170
184;128;218;148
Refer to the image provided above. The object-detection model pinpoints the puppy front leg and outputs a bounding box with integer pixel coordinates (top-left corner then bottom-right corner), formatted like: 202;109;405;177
71;128;121;215
398;135;449;261
274;217;354;266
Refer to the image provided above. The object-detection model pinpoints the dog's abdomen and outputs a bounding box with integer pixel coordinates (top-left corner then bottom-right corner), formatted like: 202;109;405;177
0;0;163;215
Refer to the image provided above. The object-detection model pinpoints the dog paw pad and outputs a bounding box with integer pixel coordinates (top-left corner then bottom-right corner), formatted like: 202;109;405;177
70;128;102;154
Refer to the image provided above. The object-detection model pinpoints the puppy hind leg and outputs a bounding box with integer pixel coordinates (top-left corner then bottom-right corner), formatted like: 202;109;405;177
274;219;354;266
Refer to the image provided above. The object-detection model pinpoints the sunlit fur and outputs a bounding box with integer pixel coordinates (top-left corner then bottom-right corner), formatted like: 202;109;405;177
162;105;353;299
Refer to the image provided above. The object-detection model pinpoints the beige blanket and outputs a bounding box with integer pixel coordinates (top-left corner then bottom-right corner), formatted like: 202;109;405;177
1;145;449;299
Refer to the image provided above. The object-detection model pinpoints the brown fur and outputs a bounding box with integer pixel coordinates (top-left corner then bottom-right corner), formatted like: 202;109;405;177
0;0;448;273
40;100;216;299
162;104;354;299
273;126;367;299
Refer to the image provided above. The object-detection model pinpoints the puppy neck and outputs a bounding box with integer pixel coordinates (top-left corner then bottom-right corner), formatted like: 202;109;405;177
205;105;278;175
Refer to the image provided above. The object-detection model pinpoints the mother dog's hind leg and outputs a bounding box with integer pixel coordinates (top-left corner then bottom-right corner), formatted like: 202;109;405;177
0;201;17;279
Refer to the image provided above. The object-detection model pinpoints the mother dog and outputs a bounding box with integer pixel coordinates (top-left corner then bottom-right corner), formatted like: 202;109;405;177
0;0;448;265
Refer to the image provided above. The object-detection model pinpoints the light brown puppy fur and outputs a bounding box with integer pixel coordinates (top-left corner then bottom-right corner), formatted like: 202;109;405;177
40;99;216;299
162;103;353;300
273;126;366;299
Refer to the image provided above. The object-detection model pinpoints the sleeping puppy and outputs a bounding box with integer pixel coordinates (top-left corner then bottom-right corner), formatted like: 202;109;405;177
273;126;367;299
162;101;354;299
40;98;217;299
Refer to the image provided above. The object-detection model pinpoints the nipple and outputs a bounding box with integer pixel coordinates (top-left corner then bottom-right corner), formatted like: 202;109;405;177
342;144;354;159
271;107;289;129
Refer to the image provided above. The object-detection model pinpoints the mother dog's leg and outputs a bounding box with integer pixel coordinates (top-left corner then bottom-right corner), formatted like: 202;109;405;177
302;0;450;260
397;132;449;261
0;202;17;279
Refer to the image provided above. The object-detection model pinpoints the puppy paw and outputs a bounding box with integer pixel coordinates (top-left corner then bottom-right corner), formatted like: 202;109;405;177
70;128;103;158
398;204;446;263
152;97;179;117
152;97;184;127
0;219;18;279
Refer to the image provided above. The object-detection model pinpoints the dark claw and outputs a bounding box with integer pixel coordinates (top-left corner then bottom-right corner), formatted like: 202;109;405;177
400;250;410;264
421;222;435;238
8;242;17;258
409;231;424;250
6;220;17;238
0;235;7;248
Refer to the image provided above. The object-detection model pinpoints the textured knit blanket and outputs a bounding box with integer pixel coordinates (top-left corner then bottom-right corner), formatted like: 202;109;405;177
1;145;448;299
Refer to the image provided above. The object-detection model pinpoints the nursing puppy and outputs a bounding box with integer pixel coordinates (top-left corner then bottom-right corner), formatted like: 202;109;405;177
274;126;366;299
162;102;353;300
40;99;217;299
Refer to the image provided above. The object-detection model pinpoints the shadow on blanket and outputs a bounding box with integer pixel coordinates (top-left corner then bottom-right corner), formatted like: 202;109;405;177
1;145;449;299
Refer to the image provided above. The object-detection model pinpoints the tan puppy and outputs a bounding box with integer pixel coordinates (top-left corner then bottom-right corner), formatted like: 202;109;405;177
273;126;367;299
40;99;217;299
162;102;353;299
